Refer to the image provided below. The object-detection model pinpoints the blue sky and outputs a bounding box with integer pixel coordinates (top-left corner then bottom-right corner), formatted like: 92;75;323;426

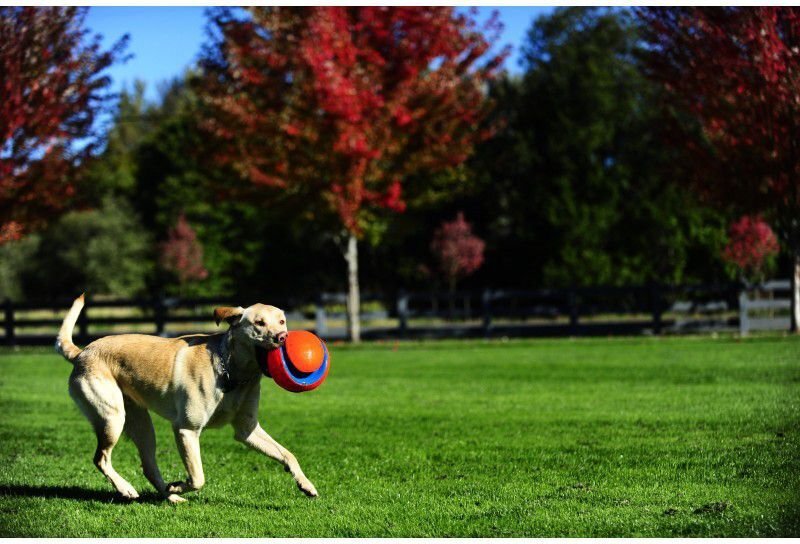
85;6;555;102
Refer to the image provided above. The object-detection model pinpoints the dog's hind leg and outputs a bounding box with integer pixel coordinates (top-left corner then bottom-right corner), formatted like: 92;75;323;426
69;373;139;500
124;402;185;503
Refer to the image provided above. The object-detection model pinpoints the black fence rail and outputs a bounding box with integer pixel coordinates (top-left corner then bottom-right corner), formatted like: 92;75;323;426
1;296;239;347
387;283;740;340
0;283;743;346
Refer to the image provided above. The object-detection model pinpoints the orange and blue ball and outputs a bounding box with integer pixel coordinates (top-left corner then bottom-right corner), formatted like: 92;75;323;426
261;330;330;393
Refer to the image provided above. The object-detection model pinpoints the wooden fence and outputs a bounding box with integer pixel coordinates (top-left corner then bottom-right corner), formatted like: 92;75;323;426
738;280;792;336
2;281;789;346
1;296;238;347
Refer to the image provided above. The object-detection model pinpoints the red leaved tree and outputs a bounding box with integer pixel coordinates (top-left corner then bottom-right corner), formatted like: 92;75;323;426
638;7;800;331
0;7;127;242
431;211;485;297
160;214;209;287
721;215;780;284
198;7;507;341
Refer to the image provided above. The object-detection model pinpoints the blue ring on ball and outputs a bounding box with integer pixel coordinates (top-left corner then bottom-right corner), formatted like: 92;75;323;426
275;341;329;386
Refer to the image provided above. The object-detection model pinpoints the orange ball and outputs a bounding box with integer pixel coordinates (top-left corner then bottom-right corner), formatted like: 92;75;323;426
262;330;330;393
283;330;324;373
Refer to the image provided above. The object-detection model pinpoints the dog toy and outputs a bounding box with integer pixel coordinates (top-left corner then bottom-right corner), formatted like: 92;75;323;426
261;330;330;393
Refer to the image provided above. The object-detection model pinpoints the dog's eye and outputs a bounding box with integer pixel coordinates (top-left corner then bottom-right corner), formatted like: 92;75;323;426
279;319;285;325
255;319;265;326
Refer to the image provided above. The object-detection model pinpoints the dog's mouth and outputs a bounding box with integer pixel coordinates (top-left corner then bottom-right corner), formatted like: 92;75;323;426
261;337;282;350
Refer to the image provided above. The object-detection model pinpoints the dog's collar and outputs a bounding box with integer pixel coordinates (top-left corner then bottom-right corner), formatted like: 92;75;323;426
218;355;259;393
217;355;238;393
217;340;258;393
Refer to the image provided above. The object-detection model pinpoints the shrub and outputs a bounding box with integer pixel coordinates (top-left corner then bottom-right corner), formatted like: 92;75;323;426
29;197;153;298
0;235;40;301
721;215;780;284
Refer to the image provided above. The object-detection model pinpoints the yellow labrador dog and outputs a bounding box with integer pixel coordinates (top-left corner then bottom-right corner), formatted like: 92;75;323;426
56;294;318;503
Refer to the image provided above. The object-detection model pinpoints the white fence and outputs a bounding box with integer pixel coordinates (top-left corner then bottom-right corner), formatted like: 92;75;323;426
739;280;791;335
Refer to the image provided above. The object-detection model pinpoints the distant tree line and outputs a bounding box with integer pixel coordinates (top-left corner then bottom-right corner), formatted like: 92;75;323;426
1;7;794;327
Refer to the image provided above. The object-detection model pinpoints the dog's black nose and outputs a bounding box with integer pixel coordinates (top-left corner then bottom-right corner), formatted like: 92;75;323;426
277;332;288;343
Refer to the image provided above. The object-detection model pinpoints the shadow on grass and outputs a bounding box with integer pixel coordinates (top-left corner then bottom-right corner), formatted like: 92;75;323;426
0;484;163;504
0;484;292;511
777;496;800;536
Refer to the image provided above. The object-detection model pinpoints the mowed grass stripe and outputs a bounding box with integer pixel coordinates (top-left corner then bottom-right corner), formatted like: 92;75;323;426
0;336;797;537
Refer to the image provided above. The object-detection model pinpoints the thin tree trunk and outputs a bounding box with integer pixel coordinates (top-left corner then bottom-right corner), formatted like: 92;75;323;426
448;276;456;320
792;252;800;333
345;233;361;343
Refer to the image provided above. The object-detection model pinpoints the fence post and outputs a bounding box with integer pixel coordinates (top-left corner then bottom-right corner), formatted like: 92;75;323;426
315;294;328;338
4;299;14;347
739;290;750;336
482;289;492;338
397;291;408;338
154;296;166;336
568;288;579;334
651;284;663;335
77;295;89;344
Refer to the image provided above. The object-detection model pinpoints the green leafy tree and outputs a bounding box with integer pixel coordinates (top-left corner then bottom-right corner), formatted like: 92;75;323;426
131;75;270;296
0;235;40;301
28;197;152;297
466;8;727;288
82;80;155;203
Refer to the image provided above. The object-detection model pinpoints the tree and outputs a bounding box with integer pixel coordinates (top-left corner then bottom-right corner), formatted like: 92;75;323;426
130;74;296;297
463;8;728;289
82;80;155;204
0;235;39;301
722;215;780;284
160;214;209;291
0;7;127;241
431;211;485;301
80;73;339;300
638;7;800;331
29;197;151;298
198;7;507;341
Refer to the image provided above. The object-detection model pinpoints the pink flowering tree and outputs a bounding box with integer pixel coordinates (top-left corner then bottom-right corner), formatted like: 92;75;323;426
721;215;780;285
431;212;485;312
159;214;209;292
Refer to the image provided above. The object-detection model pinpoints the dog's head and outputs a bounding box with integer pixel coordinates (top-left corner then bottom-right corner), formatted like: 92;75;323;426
214;304;288;349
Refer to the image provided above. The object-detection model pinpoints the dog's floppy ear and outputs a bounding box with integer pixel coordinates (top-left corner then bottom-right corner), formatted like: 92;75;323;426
214;306;245;327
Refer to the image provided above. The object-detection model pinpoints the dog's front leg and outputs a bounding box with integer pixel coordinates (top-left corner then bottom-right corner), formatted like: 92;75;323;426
167;427;206;496
233;417;318;497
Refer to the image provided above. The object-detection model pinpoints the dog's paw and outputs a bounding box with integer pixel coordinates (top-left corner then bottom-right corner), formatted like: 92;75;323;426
166;481;187;494
298;479;319;498
166;493;187;504
117;485;140;501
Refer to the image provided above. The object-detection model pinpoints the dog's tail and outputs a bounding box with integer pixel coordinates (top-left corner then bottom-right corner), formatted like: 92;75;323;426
56;294;85;363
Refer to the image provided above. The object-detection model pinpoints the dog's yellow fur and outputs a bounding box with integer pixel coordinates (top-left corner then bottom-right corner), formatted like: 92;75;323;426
56;296;317;503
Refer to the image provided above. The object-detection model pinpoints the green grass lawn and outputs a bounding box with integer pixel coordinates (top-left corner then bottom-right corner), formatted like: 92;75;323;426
0;336;798;537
